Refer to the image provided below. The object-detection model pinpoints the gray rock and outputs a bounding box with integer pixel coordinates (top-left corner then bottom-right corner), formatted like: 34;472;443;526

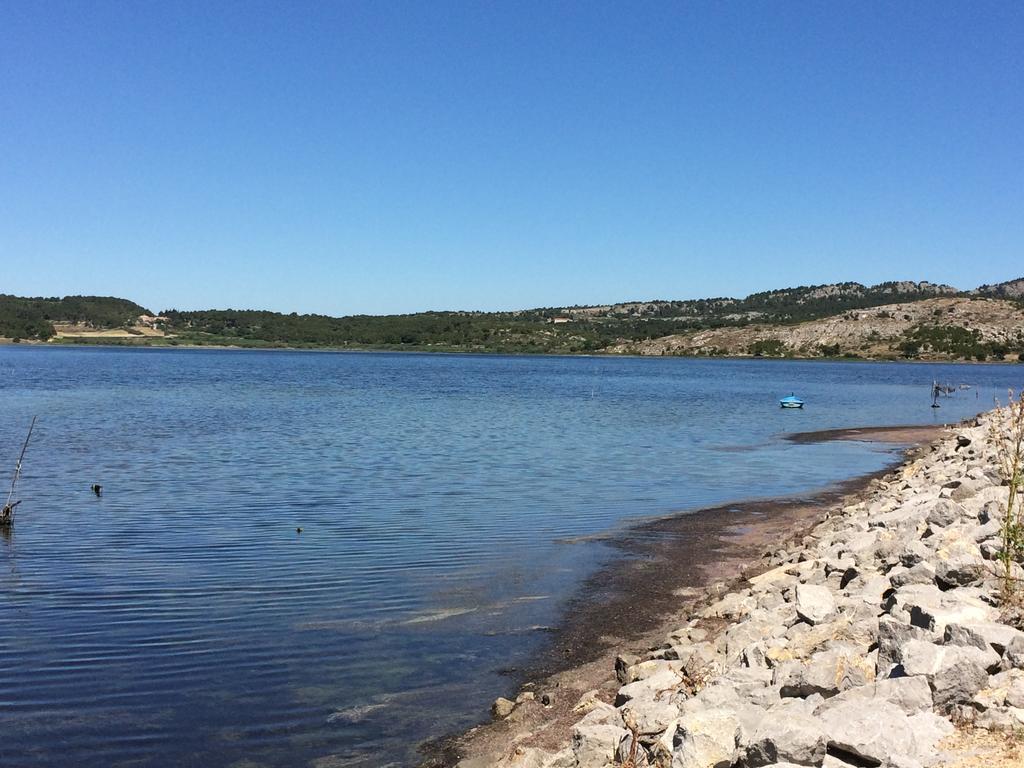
615;667;682;706
1005;635;1024;669
979;538;1003;561
974;704;1024;729
894;584;996;633
825;556;857;576
821;757;860;768
616;653;641;684
951;478;986;502
776;647;874;699
492;697;515;719
672;708;740;768
795;583;837;626
725;619;777;663
943;623;991;652
843;572;889;606
972;682;1007;712
572;712;628;768
926;499;966;527
1007;675;1024;708
898;639;993;708
491;747;574;768
905;711;955;763
969;519;1002;543
934;553;987;589
899;540;932;568
742;643;770;669
544;748;576;768
623;695;680;736
870;505;927;533
815;675;933;715
683;684;768;741
818;700;944;767
838;530;884;559
890;561;937;588
877;617;932;676
978;500;1003;525
740;706;827;767
945;622;1024;655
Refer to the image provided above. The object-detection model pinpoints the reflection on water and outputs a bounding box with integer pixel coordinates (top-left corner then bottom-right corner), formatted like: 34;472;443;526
0;347;1018;767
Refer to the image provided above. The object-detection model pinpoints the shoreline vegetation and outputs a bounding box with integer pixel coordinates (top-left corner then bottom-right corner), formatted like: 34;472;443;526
429;410;1024;768
4;278;1024;362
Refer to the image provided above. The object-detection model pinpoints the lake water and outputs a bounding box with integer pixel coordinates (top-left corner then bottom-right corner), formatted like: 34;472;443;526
0;347;1020;767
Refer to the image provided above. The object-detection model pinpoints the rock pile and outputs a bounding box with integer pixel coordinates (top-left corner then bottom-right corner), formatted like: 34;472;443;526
479;409;1024;768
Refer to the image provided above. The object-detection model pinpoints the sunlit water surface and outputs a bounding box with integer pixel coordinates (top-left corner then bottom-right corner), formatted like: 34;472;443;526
0;347;1019;767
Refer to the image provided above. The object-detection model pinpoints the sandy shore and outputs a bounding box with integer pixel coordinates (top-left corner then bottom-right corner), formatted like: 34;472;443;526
421;426;940;766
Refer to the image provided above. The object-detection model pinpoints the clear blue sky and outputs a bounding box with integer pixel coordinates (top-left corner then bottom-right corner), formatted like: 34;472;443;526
1;1;1022;315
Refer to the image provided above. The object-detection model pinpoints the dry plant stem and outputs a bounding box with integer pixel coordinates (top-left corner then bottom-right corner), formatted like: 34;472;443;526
991;394;1024;598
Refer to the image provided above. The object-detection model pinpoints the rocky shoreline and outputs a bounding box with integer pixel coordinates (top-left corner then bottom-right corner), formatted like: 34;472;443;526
444;409;1024;768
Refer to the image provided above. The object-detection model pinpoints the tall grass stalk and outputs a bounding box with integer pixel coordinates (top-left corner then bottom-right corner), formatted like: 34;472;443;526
991;392;1024;600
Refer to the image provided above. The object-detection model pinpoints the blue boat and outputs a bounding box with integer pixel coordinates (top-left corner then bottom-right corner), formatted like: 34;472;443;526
779;393;804;409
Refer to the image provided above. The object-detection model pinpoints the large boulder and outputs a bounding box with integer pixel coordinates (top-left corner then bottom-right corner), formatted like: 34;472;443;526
892;584;997;633
815;675;933;715
877;617;933;676
775;646;874;699
944;622;1024;656
898;639;994;709
623;696;680;736
672;708;740;768
795;584;837;626
572;706;628;768
869;504;928;532
899;540;932;568
1005;635;1024;669
817;700;952;766
934;553;987;589
615;667;682;706
739;703;827;767
890;561;938;588
925;499;966;527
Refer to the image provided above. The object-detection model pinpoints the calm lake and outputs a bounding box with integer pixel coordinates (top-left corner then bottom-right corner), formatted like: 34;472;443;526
0;347;1020;767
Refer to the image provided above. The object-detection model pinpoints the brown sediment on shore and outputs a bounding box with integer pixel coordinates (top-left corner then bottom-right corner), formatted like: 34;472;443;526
420;427;945;767
784;424;943;445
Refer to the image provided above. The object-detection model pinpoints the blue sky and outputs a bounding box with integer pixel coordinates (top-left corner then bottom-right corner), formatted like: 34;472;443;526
1;2;1022;315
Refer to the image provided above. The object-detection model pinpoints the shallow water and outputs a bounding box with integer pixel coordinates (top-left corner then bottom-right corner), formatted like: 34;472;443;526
0;347;1018;767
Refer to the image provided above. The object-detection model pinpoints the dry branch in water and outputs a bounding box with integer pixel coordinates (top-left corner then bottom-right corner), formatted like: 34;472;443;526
2;416;36;527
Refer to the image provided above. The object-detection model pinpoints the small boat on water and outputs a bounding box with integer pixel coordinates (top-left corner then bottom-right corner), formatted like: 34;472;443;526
779;394;804;409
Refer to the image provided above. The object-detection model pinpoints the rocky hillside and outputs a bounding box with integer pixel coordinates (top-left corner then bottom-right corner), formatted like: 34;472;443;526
558;281;959;324
605;297;1024;361
976;279;1024;300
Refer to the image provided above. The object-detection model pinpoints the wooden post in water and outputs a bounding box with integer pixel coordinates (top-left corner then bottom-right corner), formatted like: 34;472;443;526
2;416;36;527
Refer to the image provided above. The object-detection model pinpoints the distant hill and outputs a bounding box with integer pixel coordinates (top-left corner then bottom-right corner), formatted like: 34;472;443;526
0;295;151;341
2;279;1022;361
